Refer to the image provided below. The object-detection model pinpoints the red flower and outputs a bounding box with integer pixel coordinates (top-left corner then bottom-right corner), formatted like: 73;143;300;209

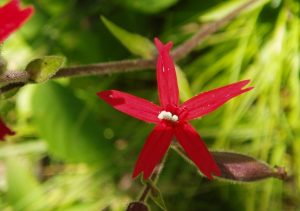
0;118;15;141
0;0;34;43
97;38;253;179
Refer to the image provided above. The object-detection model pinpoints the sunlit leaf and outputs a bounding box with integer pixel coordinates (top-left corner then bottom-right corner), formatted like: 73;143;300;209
31;81;114;164
115;0;178;14
26;56;65;83
5;157;45;211
175;65;193;102
101;16;155;59
199;0;268;22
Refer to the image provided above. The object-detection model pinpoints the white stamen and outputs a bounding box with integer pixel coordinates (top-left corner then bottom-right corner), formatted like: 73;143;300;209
172;115;178;122
158;110;179;122
165;111;172;119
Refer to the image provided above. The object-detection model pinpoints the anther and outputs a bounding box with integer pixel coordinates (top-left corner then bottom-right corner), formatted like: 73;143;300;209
158;110;179;122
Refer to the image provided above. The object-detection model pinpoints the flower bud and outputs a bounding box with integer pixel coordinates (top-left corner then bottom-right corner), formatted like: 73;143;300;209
212;152;287;182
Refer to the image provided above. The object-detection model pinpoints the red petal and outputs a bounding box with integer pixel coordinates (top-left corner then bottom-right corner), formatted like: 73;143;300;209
0;118;15;141
97;90;161;124
174;123;221;179
154;38;179;108
180;80;253;120
0;0;34;43
132;123;173;179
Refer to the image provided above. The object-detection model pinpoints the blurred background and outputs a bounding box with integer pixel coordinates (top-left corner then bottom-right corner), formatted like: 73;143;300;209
0;0;299;210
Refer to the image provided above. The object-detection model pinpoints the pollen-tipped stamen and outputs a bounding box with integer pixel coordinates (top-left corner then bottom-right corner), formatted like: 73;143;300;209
158;110;178;122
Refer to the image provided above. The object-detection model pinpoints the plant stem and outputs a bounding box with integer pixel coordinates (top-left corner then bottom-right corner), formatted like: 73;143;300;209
0;0;260;94
171;0;260;60
138;162;164;202
138;182;151;203
54;58;155;78
0;71;29;83
0;82;25;94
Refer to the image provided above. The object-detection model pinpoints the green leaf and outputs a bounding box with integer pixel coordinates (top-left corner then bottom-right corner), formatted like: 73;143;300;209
5;157;46;211
31;81;114;164
175;66;193;102
147;181;167;210
199;0;268;22
101;16;155;59
115;0;178;14
26;56;65;83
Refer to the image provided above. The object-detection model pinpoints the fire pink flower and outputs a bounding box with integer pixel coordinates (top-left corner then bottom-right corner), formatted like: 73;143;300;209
0;0;34;43
97;38;253;179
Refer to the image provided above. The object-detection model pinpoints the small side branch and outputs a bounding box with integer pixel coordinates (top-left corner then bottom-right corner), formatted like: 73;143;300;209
138;163;163;202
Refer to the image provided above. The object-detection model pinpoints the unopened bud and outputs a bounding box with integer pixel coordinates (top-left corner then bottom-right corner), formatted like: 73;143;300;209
212;152;287;182
126;202;149;211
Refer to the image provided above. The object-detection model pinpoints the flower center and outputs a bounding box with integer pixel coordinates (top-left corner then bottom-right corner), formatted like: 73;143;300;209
158;110;178;122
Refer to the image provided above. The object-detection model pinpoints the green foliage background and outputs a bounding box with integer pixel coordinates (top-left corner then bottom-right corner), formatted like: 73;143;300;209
0;0;299;210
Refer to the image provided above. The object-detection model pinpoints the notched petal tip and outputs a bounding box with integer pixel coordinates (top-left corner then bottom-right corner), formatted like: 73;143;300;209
243;86;254;92
239;80;254;94
198;160;222;180
132;170;139;179
213;167;222;177
132;166;143;179
174;123;221;180
2;0;34;16
132;124;173;180
154;37;173;53
165;42;173;52
154;37;163;49
202;165;221;180
239;79;254;90
132;170;150;180
240;79;251;85
22;5;35;16
0;0;35;43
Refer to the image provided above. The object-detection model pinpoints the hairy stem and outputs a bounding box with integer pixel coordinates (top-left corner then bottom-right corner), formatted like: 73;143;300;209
54;59;155;78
